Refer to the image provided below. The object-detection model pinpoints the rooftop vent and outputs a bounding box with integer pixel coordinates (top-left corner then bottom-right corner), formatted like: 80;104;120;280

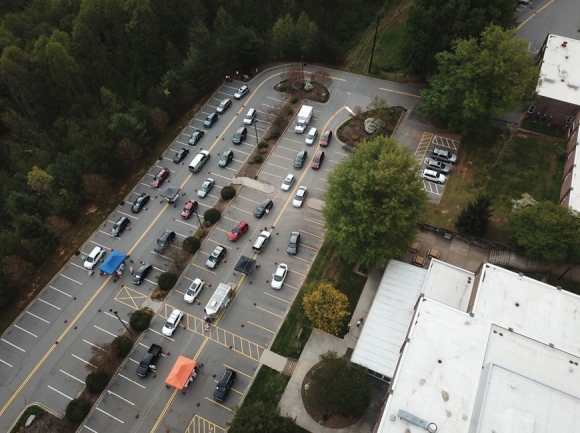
544;74;557;83
567;80;580;89
562;41;568;47
398;410;438;432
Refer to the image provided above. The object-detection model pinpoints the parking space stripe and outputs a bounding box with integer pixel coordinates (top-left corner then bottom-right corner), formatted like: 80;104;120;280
38;298;61;310
60;369;85;384
190;262;216;274
247;320;275;333
14;325;37;338
118;211;138;220
304;218;324;226
0;359;13;367
205;397;233;412
49;285;72;297
260;171;283;179
269;154;294;162
26;311;49;323
186;415;226;433
235;195;260;204
287;255;311;264
222;215;238;222
59;274;83;285
47;385;72;401
288;268;304;277
214;227;230;234
94;325;116;338
264;162;288;170
255;305;283;318
96;407;124;424
314;187;327;192
263;291;290;303
174;219;198;229
118;373;146;389
2;339;25;352
299;243;318;251
301;229;323;240
282;138;304;145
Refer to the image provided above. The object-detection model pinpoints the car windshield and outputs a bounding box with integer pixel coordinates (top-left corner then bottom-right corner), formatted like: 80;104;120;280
284;178;292;184
165;322;174;330
209;255;216;262
217;385;227;392
201;184;208;191
289;241;296;248
314;157;320;162
232;227;240;234
307;133;315;139
274;273;283;281
245;114;252;119
86;257;94;263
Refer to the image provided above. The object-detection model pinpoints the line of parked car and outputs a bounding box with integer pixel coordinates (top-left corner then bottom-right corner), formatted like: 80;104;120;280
420;148;457;184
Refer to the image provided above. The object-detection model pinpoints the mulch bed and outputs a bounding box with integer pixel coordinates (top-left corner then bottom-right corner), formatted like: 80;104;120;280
300;362;360;429
338;106;406;148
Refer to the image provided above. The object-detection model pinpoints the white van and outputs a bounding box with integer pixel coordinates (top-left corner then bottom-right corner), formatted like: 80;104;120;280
252;231;271;254
189;150;210;172
243;108;256;125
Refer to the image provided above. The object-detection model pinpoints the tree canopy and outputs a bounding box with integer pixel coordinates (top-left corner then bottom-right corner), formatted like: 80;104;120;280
227;401;301;433
304;351;371;418
322;135;427;268
302;282;350;335
398;0;518;77
455;195;493;237
509;201;580;264
419;25;539;136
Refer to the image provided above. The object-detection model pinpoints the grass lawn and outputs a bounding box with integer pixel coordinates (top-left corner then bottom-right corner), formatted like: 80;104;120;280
341;1;411;80
270;241;367;358
421;130;567;242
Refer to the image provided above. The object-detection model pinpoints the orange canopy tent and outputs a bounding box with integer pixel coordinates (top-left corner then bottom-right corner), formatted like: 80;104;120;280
165;356;197;390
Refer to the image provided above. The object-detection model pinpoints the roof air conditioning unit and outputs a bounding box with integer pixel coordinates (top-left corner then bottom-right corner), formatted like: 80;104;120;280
567;80;580;89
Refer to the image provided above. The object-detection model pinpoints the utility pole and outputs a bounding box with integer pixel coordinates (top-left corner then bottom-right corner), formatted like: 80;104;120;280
110;309;133;336
368;14;380;74
253;120;259;146
301;52;304;81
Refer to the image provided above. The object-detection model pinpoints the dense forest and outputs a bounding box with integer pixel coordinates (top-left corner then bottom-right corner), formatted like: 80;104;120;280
0;0;384;307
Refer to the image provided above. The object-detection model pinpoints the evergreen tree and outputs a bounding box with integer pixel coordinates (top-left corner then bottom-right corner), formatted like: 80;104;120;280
456;195;493;236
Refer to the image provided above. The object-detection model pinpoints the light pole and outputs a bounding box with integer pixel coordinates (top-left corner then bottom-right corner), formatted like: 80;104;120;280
301;51;304;81
194;206;203;229
558;266;572;280
109;309;133;335
253;120;259;146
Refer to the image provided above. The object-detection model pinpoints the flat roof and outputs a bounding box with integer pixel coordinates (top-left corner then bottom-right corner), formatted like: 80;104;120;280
537;34;580;106
350;260;426;378
422;259;474;311
377;263;580;433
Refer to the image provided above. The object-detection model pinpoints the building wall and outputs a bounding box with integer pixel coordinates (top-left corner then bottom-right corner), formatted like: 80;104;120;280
534;96;579;127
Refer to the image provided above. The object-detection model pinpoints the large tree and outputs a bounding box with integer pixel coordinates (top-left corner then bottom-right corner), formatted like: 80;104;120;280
227;401;300;433
303;282;350;335
419;25;539;136
398;0;518;77
509;201;580;264
304;351;371;418
322;135;427;268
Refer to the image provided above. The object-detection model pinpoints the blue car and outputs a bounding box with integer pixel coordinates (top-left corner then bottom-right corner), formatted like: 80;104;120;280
204;112;218;128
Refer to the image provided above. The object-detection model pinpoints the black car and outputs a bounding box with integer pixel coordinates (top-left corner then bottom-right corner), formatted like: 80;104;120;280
253;198;273;218
132;263;152;285
173;147;189;163
203;112;218;128
213;368;237;401
293;150;308;169
188;129;205;145
154;229;176;253
131;193;150;213
218;149;234;167
287;231;300;255
232;126;247;144
111;216;130;237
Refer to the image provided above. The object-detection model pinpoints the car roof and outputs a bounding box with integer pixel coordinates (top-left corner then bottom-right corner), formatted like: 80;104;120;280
236;126;246;132
424;169;439;176
314;150;323;157
308;127;316;133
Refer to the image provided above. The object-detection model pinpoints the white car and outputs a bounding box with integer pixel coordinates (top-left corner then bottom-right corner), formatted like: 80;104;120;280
234;85;249;99
184;278;205;303
271;263;288;289
162;309;183;336
243;108;256;125
84;246;105;270
305;127;318;145
281;174;295;191
420;169;446;184
293;186;307;207
197;178;214;198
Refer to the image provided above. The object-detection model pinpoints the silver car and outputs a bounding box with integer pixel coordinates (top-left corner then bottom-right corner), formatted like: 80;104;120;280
197;178;215;198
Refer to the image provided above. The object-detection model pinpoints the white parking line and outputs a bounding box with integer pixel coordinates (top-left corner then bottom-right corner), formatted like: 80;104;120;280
197;201;213;208
266;96;286;103
257;109;276;117
98;230;115;237
14;325;37;338
83;425;98;433
176;140;189;146
89;240;111;250
144;278;157;284
118;374;146;389
0;359;13;367
224;167;238;172
260;171;283;179
47;385;72;401
49;285;72;297
38;298;61;310
72;353;96;368
118;211;138;220
59;274;83;285
232;158;245;164
60;369;85;384
208;173;232;181
174;219;198;229
107;390;135;406
232;148;250;156
84;339;109;352
26;311;49;323
96;407;124;424
2;339;25;352
94;325;117;338
261;103;281;110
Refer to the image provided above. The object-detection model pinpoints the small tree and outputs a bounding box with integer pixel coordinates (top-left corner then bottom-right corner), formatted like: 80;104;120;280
87;342;114;375
111;335;133;357
303;282;350;335
221;185;236;199
117;138;142;168
130;309;153;332
204;208;221;224
304;351;371;418
65;398;91;422
82;173;112;202
366;94;389;111
353;105;365;129
148;107;170;136
85;371;111;393
310;69;333;94
455;195;493;237
46;216;74;244
158;272;178;291
182;236;201;254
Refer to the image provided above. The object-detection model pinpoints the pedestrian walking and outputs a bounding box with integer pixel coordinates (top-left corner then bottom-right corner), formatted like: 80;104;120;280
346;323;351;334
357;317;364;327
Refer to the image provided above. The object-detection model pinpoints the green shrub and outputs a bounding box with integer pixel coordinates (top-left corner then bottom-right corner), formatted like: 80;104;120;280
351;135;359;142
158;272;178;291
286;107;294;115
221;185;236;200
269;130;280;139
259;148;267;154
10;406;45;433
66;399;91;422
204;208;221;224
279;85;286;92
112;335;133;357
258;141;268;149
86;372;111;394
292;81;303;90
253;154;263;164
130;309;152;331
183;236;201;254
290;97;298;104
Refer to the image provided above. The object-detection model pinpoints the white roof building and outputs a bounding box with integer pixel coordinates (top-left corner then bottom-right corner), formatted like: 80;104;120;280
361;260;580;433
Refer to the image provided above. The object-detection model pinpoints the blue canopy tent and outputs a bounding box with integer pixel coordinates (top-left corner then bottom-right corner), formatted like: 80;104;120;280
98;250;127;275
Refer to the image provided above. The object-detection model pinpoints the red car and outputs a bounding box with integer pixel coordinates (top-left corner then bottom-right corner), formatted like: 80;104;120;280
319;129;332;147
311;150;324;169
181;200;198;219
228;220;249;241
151;168;169;188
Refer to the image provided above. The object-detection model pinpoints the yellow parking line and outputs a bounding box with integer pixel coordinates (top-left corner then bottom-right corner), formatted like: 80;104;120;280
329;159;340;164
301;229;323;239
224;364;252;379
256;305;283;318
183;275;194;282
288;255;311;264
314;187;327;192
263;291;291;304
247;320;276;333
215;227;229;234
149;388;180;432
282;138;304;145
186;415;226;433
379;87;420;98
222;215;238;222
260;171;283;179
265;162;289;170
284;283;299;290
205;397;233;412
190;262;216;274
330;76;346;82
300;243;318;251
236;195;260;204
269;154;294;162
288;269;304;277
304;218;324;226
518;0;555;30
230;205;253;216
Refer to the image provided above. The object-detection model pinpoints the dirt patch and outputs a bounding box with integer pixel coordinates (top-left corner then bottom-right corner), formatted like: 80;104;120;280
301;363;359;429
17;412;78;433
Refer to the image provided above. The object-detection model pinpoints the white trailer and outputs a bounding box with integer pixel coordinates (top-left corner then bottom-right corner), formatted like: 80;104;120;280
294;105;313;133
204;283;234;321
